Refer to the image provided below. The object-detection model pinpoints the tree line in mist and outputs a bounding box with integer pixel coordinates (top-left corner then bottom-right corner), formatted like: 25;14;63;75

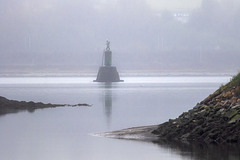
0;0;239;72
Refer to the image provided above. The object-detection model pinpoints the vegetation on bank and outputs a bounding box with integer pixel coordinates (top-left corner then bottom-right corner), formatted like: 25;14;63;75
220;72;240;92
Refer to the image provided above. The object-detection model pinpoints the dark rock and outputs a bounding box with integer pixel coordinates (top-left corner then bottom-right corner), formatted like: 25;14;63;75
0;96;90;115
151;72;240;144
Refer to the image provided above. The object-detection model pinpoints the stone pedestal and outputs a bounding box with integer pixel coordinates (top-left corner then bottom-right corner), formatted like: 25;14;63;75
94;66;123;82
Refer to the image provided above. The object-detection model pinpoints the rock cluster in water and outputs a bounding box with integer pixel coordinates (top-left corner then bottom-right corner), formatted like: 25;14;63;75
152;73;240;144
0;96;91;115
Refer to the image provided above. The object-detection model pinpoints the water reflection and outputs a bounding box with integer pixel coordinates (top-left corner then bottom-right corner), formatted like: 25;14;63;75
154;140;240;160
101;83;114;126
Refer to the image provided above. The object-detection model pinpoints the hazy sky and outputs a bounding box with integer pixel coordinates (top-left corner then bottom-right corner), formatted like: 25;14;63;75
146;0;202;11
0;0;239;72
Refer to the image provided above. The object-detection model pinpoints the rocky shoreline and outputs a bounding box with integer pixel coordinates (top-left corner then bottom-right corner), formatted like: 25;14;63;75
0;96;91;115
102;73;240;144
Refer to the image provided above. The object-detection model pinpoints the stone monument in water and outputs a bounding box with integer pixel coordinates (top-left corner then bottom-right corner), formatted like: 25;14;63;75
94;41;123;82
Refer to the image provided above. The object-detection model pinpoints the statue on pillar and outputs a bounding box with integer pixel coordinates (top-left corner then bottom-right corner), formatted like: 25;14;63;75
106;40;110;51
104;40;112;66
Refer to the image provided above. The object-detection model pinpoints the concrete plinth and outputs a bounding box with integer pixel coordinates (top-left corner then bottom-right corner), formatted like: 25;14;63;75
94;66;123;82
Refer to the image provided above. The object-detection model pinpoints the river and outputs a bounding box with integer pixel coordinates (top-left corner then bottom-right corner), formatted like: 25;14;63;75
1;76;239;160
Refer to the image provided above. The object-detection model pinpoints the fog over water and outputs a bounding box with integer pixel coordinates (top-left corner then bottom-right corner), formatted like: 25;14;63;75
0;1;239;158
0;0;239;73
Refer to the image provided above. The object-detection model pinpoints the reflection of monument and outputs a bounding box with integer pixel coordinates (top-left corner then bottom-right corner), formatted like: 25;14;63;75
103;86;112;125
94;41;123;82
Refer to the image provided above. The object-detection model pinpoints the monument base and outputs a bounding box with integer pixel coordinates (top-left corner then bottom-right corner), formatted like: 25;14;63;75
94;66;123;82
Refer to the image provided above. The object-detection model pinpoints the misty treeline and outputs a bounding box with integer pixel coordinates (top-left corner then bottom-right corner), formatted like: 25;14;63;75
0;0;239;71
160;0;240;50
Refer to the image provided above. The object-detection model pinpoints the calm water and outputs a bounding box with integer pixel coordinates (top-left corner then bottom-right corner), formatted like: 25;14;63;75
0;76;239;160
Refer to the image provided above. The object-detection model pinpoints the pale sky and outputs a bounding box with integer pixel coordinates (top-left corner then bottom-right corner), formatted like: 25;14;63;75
146;0;202;11
92;0;203;11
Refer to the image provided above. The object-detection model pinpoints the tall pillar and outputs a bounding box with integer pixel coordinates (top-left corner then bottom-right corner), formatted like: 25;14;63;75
94;41;123;82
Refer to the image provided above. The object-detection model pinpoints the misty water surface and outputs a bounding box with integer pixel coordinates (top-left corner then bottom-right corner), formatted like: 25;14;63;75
1;76;240;160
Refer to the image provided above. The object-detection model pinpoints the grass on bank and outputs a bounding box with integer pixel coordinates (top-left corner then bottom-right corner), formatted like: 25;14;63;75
203;72;240;103
220;72;240;92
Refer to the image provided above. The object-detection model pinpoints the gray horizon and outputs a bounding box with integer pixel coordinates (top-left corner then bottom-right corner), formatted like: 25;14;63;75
0;0;240;73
